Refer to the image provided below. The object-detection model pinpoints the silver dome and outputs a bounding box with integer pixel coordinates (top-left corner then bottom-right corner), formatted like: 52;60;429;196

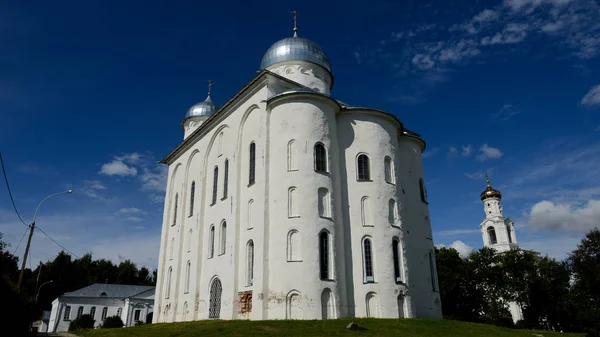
185;95;217;119
260;36;331;72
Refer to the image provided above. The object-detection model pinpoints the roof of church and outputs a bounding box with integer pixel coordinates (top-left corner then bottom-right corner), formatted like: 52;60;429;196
62;283;154;299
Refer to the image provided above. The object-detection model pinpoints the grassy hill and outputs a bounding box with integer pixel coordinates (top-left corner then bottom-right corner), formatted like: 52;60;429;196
73;318;583;337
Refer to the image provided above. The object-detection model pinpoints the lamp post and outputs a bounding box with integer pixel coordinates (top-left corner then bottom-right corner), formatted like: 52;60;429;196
17;189;74;291
36;280;53;302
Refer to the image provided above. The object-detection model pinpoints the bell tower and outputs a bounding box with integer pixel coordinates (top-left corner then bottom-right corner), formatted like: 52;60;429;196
479;175;518;253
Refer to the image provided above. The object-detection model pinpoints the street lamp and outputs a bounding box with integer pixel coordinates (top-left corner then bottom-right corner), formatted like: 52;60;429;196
17;189;74;291
36;280;53;302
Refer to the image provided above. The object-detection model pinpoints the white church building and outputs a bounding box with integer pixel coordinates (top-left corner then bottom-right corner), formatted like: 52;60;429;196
153;17;442;322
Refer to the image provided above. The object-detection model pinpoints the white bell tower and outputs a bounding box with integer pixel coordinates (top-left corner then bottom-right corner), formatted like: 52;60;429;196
479;174;518;253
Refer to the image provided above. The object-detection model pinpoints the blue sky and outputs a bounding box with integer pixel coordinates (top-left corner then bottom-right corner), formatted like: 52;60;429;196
1;0;599;269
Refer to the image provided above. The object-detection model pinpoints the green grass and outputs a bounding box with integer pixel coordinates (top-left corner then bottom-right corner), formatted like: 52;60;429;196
73;318;583;337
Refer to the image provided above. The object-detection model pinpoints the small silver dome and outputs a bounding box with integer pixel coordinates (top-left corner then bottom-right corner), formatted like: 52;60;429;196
260;36;331;72
185;95;217;119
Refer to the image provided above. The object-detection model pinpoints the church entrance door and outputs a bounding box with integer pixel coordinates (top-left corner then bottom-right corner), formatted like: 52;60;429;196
209;278;222;318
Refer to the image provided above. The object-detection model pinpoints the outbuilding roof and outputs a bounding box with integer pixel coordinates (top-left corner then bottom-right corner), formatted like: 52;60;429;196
62;284;154;299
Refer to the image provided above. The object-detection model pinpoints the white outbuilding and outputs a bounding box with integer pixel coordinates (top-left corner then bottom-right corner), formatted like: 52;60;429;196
153;20;442;322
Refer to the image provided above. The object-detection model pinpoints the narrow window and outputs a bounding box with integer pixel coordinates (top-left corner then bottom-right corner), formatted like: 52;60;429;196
487;227;497;245
169;237;175;260
223;159;229;198
363;238;374;282
101;307;108;320
318;187;330;218
357;154;370;181
506;224;513;243
393;239;401;282
218;131;224;155
314;143;327;173
64;306;71;320
189;182;195;216
134;309;141;321
166;267;172;299
116;307;121;317
288;140;298;171
287;230;301;261
220;221;227;254
209;226;215;258
247;199;254;229
90;306;96;319
388;199;397;225
384;156;394;184
187;229;192;252
247;240;254;286
361;197;371;227
429;251;437;291
319;231;330;280
77;306;84;318
172;193;179;226
212;167;218;205
249;142;256;185
419;178;428;203
184;260;191;294
288;187;298;217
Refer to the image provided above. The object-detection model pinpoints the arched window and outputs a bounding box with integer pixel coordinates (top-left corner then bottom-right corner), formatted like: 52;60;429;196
247;199;254;229
172;193;179;226
357;154;370;181
288;140;298;171
184;260;191;294
189;181;195;216
209;225;215;258
223;159;229;198
506;224;513;243
187;229;192;252
388;199;398;225
314;143;327;173
90;306;96;319
384;156;394;184
363;237;374;282
77;306;84;318
182;302;188;321
209;278;222;319
321;288;334;319
218;131;224;155
366;292;379;318
318;188;330;218
361;197;371;227
487;226;497;245
101;307;108;320
392;239;401;282
288;187;298;218
212;166;218;205
246;240;254;286
220;221;227;254
249;142;256;185
169;237;175;260
165;267;172;299
287;230;301;261
319;231;330;280
64;306;71;320
419;178;428;203
429;250;437;291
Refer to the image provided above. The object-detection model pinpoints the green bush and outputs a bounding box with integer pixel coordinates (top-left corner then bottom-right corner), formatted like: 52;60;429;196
68;314;95;331
101;315;124;329
134;320;144;326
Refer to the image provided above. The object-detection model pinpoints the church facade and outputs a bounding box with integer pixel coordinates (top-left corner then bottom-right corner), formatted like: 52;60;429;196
153;23;442;322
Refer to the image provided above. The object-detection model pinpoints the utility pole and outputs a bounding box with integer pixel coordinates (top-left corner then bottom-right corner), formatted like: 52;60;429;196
17;221;36;291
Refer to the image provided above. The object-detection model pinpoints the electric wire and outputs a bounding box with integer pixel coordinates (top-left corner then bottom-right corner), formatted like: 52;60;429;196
13;225;30;254
0;152;27;225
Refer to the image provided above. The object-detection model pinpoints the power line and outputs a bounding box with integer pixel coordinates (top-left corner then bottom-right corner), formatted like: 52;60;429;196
36;226;79;259
13;225;30;255
0;152;27;226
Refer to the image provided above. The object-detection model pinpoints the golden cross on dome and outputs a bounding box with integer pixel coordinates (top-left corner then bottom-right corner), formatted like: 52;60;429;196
485;173;491;186
207;80;214;96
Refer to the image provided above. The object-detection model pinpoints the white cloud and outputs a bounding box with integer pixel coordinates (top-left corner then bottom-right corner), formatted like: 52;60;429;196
504;0;572;13
477;144;504;161
85;180;106;190
99;160;137;176
422;147;439;158
581;84;600;107
493;104;521;120
481;23;529;45
115;207;147;216
461;145;472;156
140;165;168;192
412;54;436;70
438;39;481;63
465;171;487;180
353;51;362;64
528;199;600;232
519;235;582;260
437;240;475;257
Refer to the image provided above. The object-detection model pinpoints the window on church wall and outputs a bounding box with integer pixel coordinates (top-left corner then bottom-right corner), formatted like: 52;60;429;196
319;231;331;280
101;307;108;320
90;306;96;319
116;307;121;317
184;260;191;294
363;237;374;283
172;193;179;226
134;309;141;322
318;187;331;218
223;159;229;199
249;142;256;186
419;178;428;203
246;240;254;286
429;251;437;291
357;154;370;181
209;225;215;258
247;199;254;229
189;182;195;216
288;187;299;218
314;143;327;173
187;229;192;252
220;221;227;254
288;140;298;171
287;230;301;261
166;267;172;299
506;224;513;243
392;239;402;282
77;306;83;318
487;227;497;245
388;199;398;226
384;156;395;184
218;131;224;156
63;306;71;320
361;197;372;227
212;167;218;205
169;237;175;260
